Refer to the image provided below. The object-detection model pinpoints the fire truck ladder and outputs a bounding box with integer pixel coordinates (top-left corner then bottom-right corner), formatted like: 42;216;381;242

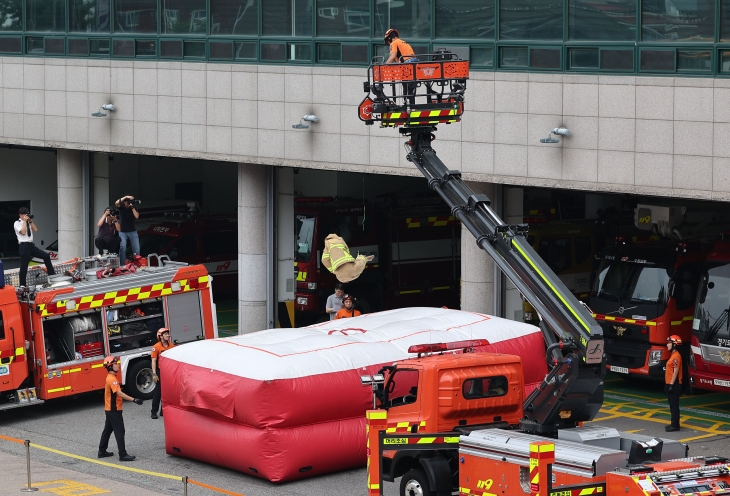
359;53;605;435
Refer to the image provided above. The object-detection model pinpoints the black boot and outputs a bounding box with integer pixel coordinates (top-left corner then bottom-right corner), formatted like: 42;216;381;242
119;454;136;462
98;451;114;458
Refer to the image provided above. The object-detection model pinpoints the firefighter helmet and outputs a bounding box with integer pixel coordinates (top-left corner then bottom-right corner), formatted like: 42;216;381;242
157;327;170;339
103;355;119;370
667;335;682;345
342;294;355;302
384;28;399;43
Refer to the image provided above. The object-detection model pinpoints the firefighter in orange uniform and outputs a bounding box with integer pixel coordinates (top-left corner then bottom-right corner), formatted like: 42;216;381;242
98;356;143;461
664;335;683;432
334;295;361;320
384;28;418;105
151;327;175;419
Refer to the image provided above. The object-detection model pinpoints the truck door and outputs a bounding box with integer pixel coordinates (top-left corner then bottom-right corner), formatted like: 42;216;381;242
384;368;423;432
165;291;204;345
0;308;16;390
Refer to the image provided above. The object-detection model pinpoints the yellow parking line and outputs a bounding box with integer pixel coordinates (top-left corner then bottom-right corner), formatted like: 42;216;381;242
680;432;723;443
689;401;730;410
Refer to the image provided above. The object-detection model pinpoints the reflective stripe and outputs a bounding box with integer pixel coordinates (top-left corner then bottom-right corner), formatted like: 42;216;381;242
15;347;24;356
47;386;71;394
417;437;436;444
366;411;387;420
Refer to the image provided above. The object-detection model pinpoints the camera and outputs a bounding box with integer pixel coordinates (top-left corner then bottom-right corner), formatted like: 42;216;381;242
108;209;119;217
123;199;141;207
27;214;34;219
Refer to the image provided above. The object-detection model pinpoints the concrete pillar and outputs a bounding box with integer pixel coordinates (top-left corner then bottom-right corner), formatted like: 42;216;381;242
57;149;83;260
93;154;110;223
277;168;295;326
461;181;495;315
238;163;268;334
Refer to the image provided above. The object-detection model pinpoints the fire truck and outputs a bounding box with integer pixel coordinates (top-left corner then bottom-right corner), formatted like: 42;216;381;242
690;240;730;393
0;255;216;410
294;196;460;318
358;52;730;496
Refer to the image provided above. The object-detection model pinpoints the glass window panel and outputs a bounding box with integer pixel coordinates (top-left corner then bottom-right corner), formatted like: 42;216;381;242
500;46;528;67
45;37;64;53
342;43;367;62
316;0;369;37
721;0;730;41
262;0;312;36
234;41;256;58
600;48;633;70
318;43;340;61
261;42;286;60
470;47;494;66
160;38;182;57
210;0;257;36
530;47;561;68
677;49;711;71
0;37;21;52
374;0;431;39
68;38;89;54
161;0;206;34
114;0;157;33
642;0;714;42
500;0;562;40
640;49;675;71
90;38;109;54
569;48;599;68
0;0;22;31
209;40;233;58
136;38;156;55
435;0;495;39
374;43;388;59
184;40;205;56
288;42;311;60
721;51;730;72
569;0;636;41
70;0;111;33
27;37;44;53
26;0;66;32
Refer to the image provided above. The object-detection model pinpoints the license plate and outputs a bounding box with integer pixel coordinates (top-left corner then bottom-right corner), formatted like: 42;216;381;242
714;379;730;388
610;366;629;374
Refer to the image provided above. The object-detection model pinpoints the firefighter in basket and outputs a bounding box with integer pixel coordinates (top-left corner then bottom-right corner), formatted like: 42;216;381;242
98;356;144;461
384;28;418;105
150;327;175;419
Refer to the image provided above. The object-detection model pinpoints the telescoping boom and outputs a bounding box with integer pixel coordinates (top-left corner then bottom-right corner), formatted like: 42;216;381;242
358;50;605;434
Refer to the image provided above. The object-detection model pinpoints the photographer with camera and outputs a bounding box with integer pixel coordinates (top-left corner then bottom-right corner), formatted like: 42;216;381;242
95;207;122;256
14;207;56;287
114;195;140;263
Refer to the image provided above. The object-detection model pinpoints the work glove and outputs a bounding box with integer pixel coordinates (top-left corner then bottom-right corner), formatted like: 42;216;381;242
133;398;144;405
153;374;159;383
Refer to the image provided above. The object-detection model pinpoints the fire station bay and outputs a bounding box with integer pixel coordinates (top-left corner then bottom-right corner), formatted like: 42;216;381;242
1;0;730;334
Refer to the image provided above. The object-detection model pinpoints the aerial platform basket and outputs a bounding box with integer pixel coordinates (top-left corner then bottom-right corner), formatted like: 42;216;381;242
358;50;469;128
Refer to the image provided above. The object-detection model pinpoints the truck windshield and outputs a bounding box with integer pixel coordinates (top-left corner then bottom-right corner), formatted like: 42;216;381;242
383;369;419;408
295;215;316;262
139;234;175;257
593;258;671;306
694;262;730;344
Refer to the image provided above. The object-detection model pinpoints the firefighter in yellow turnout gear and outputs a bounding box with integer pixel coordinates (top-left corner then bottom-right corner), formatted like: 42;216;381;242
321;234;374;283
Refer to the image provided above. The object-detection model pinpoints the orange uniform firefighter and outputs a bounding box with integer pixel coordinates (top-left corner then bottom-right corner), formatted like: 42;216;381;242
98;356;143;461
151;327;175;419
334;294;361;320
384;28;418;105
664;335;683;432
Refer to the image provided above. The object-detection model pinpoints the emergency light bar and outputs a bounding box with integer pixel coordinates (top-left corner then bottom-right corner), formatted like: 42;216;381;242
407;339;489;355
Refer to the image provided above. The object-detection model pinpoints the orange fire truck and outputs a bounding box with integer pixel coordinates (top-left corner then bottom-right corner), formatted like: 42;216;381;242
0;256;216;410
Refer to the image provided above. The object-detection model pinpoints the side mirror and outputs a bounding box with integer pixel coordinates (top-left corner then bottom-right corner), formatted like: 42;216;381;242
668;279;676;298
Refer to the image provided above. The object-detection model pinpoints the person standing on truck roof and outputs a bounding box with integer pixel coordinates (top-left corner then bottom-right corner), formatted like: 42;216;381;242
335;294;361;320
150;327;174;419
664;335;683;432
384;28;418;105
326;283;345;321
98;356;144;461
14;207;55;287
115;195;140;264
95;208;122;256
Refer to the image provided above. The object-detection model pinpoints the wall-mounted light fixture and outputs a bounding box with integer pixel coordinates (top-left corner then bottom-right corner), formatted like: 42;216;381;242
540;127;570;144
292;115;318;129
92;104;116;117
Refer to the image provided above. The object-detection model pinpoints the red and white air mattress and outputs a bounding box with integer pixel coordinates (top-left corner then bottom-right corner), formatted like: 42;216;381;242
161;307;546;482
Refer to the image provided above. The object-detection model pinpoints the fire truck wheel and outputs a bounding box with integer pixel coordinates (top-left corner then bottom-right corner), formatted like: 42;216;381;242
124;359;156;400
400;468;434;496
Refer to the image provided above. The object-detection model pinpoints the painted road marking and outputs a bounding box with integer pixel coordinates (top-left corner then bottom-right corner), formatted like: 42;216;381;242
34;479;110;495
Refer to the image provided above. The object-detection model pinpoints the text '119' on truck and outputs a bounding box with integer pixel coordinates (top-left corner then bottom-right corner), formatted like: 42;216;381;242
358;52;730;496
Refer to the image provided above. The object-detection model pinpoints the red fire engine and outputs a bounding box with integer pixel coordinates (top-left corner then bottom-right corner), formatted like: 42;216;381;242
0;255;216;410
294;196;461;319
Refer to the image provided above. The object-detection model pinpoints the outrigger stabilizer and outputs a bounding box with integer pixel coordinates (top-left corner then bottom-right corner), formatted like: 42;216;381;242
360;52;606;435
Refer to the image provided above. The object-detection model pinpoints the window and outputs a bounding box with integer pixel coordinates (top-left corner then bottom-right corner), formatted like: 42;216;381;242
235;41;256;59
316;0;369;37
641;0;714;42
374;0;430;39
470;47;494;67
570;48;599;69
538;237;571;274
384;369;419;407
435;0;494;40
721;0;730;41
695;262;730;343
114;0;157;34
262;0;312;36
463;376;508;399
69;0;110;33
0;0;22;31
499;0;562;41
500;46;527;67
26;0;66;32
568;0;636;41
295;214;315;262
161;0;206;34
640;49;675;71
574;237;592;265
210;0;257;36
677;50;711;72
0;310;5;341
202;231;237;257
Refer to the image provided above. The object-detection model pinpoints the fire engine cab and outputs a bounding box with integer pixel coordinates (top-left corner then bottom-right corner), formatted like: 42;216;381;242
0;255;216;410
